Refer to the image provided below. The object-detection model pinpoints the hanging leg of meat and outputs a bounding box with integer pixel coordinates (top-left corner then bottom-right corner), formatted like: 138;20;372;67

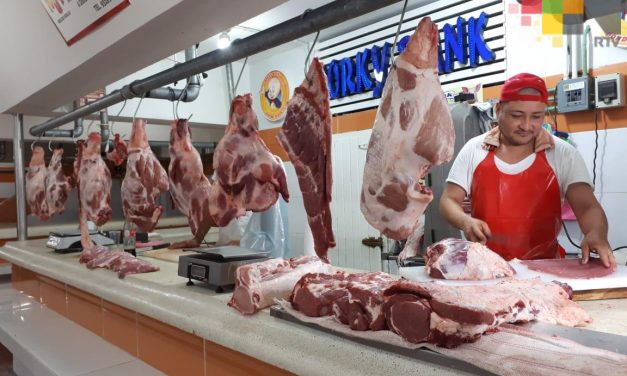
277;58;335;262
45;148;74;217
122;119;169;232
79;132;112;226
106;133;128;166
168;119;214;249
26;146;50;220
360;17;455;240
210;94;289;226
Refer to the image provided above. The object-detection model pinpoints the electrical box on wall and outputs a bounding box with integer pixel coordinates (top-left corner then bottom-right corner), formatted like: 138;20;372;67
595;73;625;109
556;77;594;113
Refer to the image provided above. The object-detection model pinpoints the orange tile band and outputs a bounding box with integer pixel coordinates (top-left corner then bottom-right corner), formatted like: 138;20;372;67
261;62;627;160
9;265;294;376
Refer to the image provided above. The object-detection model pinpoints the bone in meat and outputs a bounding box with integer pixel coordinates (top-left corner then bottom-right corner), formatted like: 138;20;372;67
45;148;74;217
209;94;289;226
79;132;112;226
277;58;335;262
361;17;455;240
168;119;214;249
121;119;169;232
106;133;128;166
26;146;50;220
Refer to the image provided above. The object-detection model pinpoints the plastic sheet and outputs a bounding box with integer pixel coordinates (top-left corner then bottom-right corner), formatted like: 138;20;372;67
241;198;288;258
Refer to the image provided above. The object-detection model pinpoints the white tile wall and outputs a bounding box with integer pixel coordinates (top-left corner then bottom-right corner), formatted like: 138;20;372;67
559;127;627;255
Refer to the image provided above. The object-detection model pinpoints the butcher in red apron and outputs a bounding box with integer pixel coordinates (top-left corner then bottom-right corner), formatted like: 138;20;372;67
440;73;616;268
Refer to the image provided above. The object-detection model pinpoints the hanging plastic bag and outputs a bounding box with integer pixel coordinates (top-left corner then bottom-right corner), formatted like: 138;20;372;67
217;212;252;246
241;198;287;258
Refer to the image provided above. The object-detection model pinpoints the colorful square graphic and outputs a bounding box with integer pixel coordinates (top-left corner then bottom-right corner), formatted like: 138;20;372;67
542;13;563;35
542;0;562;14
521;0;543;14
552;35;563;47
563;0;584;14
521;15;532;26
508;3;520;14
584;0;621;19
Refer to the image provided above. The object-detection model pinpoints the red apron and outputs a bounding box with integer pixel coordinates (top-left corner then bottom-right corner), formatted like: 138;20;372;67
470;150;564;260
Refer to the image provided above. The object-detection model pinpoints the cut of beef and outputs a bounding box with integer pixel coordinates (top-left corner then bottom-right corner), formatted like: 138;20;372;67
210;94;289;226
106;133;128;166
289;271;591;348
122;119;169;232
277;58;335;263
79;132;112;226
79;247;159;279
228;256;333;315
26;146;50;220
425;238;515;280
360;17;455;240
45;148;74;217
168;119;214;249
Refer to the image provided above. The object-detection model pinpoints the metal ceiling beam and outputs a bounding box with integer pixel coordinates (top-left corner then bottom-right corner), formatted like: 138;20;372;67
28;0;401;136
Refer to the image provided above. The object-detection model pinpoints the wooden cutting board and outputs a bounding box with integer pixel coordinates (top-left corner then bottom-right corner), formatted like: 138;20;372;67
141;248;198;263
399;260;627;301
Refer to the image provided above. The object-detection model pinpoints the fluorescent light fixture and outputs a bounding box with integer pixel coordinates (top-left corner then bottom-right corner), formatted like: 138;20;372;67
218;31;231;49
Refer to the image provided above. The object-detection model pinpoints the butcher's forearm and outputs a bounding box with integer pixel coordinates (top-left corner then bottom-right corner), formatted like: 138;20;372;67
577;203;608;238
440;197;471;230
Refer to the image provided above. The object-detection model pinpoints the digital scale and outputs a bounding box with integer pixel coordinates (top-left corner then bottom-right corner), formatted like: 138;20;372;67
178;246;270;293
46;230;115;253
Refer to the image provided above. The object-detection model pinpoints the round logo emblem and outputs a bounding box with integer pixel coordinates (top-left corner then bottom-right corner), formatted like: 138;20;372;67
259;70;290;122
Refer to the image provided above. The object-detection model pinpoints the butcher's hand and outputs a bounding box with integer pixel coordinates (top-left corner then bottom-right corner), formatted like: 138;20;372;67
462;217;491;244
580;232;616;269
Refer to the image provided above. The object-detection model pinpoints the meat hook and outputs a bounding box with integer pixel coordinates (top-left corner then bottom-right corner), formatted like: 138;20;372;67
391;0;409;69
31;135;42;152
174;79;191;120
304;30;321;83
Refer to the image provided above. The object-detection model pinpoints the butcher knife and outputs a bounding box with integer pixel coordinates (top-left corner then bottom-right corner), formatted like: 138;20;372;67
521;322;627;355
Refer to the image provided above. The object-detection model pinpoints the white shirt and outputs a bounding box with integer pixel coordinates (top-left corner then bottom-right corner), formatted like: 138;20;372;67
446;134;593;202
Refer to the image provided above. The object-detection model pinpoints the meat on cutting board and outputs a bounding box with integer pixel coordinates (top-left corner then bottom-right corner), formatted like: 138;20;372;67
228;256;334;315
289;271;590;348
26;146;50;220
210;94;289;226
122;119;169;232
106;133;128;166
361;17;455;240
425;238;515;280
45;148;74;217
79;132;112;226
168;119;214;249
519;258;616;279
277;58;335;262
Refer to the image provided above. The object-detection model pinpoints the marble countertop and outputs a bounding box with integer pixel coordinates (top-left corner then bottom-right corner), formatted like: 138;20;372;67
0;239;475;376
1;241;626;375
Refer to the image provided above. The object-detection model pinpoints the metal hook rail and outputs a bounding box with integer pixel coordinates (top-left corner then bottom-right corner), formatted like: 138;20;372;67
28;0;401;137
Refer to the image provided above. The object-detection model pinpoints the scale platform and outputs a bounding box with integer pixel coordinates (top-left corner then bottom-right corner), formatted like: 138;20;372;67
178;246;270;292
46;231;115;253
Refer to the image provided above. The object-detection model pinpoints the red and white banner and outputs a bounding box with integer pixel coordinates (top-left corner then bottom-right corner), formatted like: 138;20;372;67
41;0;130;46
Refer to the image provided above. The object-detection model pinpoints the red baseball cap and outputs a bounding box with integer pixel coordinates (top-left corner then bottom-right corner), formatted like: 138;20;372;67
499;73;549;104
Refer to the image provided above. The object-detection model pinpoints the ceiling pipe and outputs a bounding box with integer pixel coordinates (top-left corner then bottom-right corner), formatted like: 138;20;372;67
29;0;402;137
144;46;203;102
43;100;84;138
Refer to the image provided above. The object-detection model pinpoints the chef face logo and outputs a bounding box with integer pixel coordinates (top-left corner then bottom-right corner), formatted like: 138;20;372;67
259;70;290;122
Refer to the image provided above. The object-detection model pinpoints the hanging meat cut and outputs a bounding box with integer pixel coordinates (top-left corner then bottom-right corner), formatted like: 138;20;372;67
361;17;455;240
210;94;289;227
289;272;591;348
106;133;128;166
45;148;74;217
168;119;214;248
425;238;515;280
277;58;335;262
121;119;169;232
79;132;112;226
26;146;50;220
228;256;334;315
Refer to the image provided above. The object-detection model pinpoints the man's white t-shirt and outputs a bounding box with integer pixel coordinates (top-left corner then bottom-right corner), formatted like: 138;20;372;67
446;134;593;202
